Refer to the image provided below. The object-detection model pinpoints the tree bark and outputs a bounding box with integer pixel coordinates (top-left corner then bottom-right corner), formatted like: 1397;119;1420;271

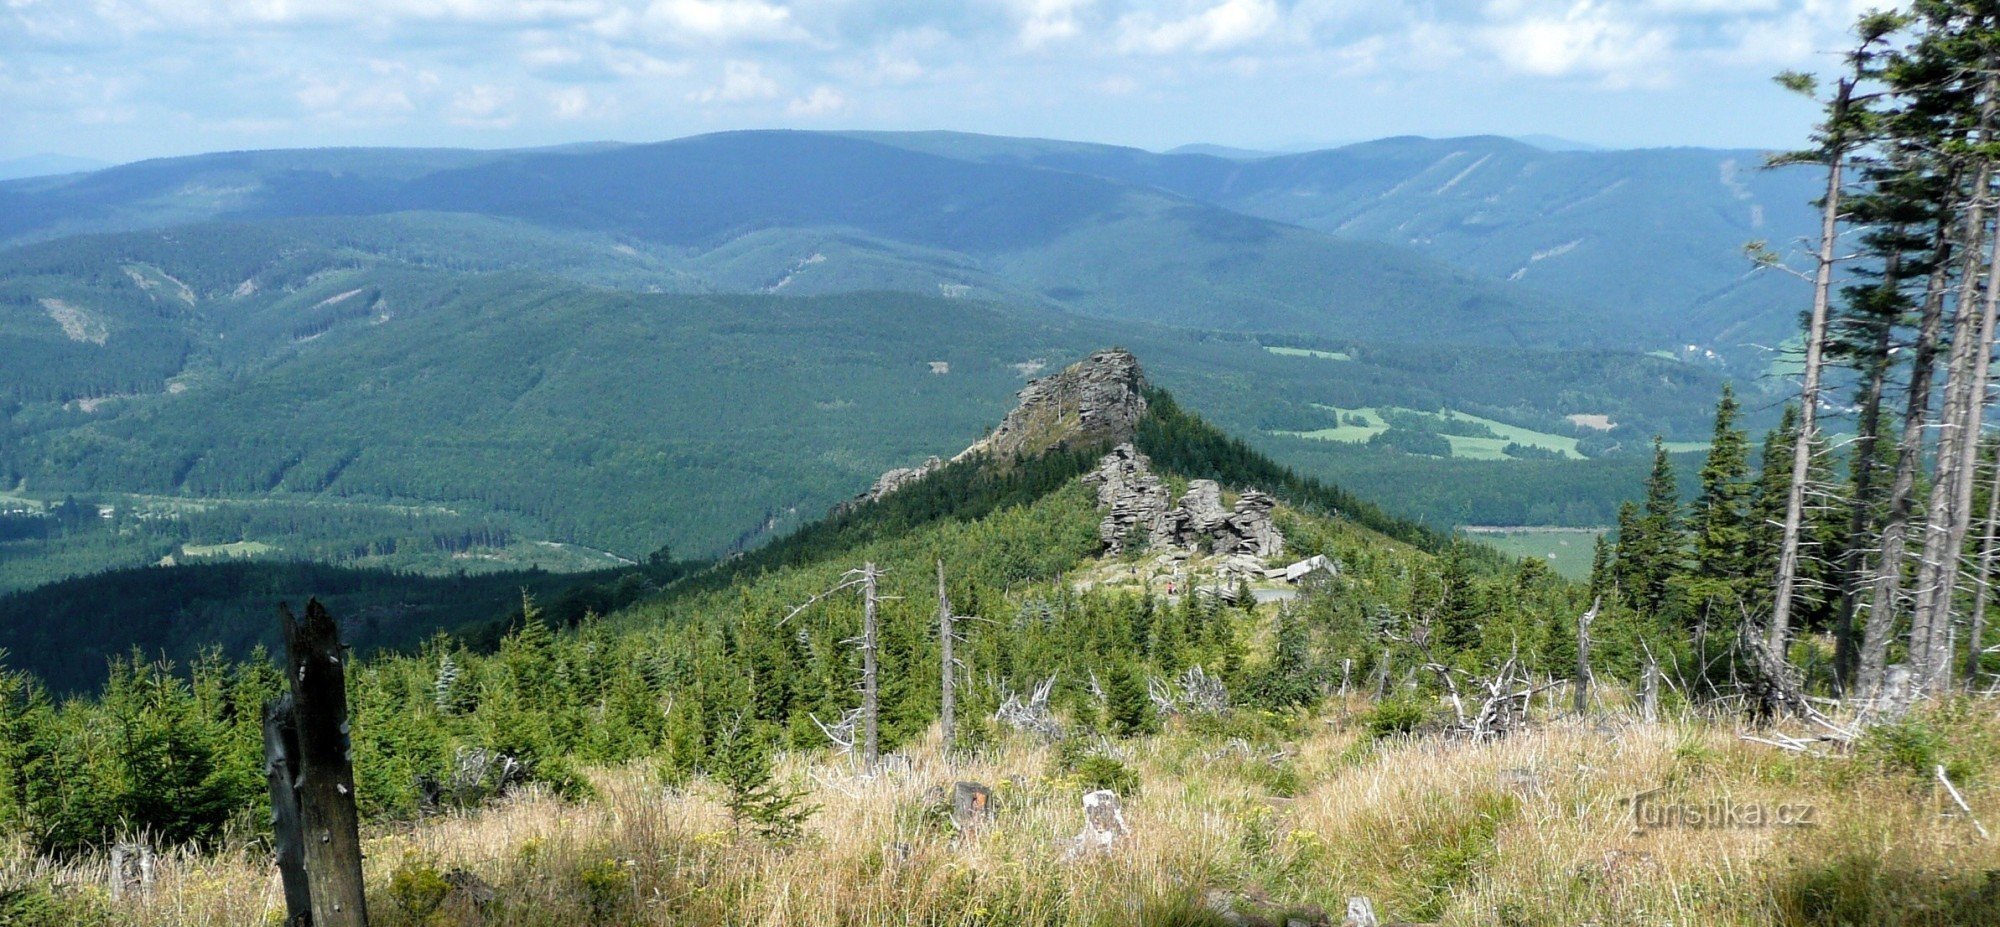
281;599;369;927
263;695;312;927
1573;599;1598;715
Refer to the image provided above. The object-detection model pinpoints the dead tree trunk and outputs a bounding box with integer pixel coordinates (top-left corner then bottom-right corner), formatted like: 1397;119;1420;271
1862;214;1956;697
1912;70;2000;695
861;562;880;771
1835;248;1904;687
280;599;370;927
1969;442;2000;686
1641;657;1661;724
937;560;955;753
1573;599;1598;716
1770;75;1855;653
264;695;313;927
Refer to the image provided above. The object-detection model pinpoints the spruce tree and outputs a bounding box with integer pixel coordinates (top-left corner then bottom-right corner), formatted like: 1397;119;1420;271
712;715;815;842
1436;540;1481;653
1104;661;1153;737
1685;386;1754;627
1615;439;1684;618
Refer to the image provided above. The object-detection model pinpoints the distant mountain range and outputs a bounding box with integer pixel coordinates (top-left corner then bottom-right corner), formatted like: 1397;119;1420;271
2;130;1817;357
0;128;1790;593
0;154;112;181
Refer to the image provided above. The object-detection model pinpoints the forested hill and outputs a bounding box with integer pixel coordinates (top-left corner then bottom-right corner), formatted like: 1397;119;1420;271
846;131;1821;356
0;133;1601;347
0;218;1730;595
0;353;1476;694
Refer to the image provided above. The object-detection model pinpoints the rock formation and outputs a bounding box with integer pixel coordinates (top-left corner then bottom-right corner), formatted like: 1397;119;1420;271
1224;490;1284;558
957;349;1147;462
1086;447;1283;559
842;349;1149;513
1083;444;1173;554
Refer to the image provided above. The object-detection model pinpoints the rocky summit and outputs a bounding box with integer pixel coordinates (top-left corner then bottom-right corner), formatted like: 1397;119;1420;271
846;349;1149;510
957;349;1148;463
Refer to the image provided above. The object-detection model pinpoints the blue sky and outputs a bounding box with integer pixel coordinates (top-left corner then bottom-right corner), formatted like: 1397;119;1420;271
2;0;1883;163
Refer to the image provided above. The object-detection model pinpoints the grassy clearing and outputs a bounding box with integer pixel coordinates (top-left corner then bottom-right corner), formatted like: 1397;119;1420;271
1462;526;1605;580
13;698;2000;927
1280;406;1585;460
177;541;276;559
1263;345;1353;361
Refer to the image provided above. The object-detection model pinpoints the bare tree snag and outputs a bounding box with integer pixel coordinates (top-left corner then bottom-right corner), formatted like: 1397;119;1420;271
861;562;880;770
263;694;312;926
937;560;955;753
281;599;370;927
1574;599;1599;715
1969;443;2000;686
1642;657;1661;724
1862;211;1956;697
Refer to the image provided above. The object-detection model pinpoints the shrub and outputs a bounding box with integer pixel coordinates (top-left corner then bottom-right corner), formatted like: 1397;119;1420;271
387;855;451;925
1365;697;1430;740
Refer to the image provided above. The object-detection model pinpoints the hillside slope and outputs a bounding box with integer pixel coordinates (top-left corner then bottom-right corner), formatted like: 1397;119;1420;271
851;131;1820;358
0;134;1613;348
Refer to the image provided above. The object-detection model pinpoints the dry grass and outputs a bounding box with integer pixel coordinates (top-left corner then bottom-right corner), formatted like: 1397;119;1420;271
11;701;2000;926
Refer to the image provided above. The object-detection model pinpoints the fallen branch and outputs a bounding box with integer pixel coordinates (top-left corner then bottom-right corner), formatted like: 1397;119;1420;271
1937;764;1991;840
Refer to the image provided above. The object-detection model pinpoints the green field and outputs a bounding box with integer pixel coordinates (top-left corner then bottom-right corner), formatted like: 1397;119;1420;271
1280;406;1585;459
1263;345;1353;361
178;541;277;559
1463;526;1605;580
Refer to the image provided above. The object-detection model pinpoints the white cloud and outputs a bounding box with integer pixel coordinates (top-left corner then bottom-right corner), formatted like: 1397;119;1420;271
786;84;847;115
1117;0;1280;54
687;59;780;102
550;86;597;118
1010;0;1092;50
1478;2;1673;86
450;83;517;126
635;0;800;42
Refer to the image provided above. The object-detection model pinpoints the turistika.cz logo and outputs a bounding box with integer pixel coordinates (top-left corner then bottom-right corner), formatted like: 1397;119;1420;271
1628;787;1817;832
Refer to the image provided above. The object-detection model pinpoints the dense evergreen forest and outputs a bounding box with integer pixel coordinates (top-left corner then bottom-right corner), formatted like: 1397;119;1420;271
0;396;1640;857
0;219;1739;593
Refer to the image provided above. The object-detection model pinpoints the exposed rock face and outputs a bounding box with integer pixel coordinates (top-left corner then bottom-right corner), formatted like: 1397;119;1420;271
1084;444;1173;554
869;457;944;500
1087;447;1284;558
958;349;1147;462
842;349;1149;513
1168;480;1232;545
1225;490;1284;558
835;456;944;514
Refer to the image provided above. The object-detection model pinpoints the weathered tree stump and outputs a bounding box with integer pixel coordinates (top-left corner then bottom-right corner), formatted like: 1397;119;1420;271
951;781;993;832
263;695;312;925
1064;789;1129;858
278;599;370;927
108;842;154;902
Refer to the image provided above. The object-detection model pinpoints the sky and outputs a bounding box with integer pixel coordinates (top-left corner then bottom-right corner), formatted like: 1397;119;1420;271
1;0;1887;164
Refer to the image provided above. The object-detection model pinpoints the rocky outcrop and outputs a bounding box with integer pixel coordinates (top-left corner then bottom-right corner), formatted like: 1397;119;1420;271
1086;448;1284;558
1084;444;1173;554
958;349;1147;462
1168;480;1231;545
842;349;1149;513
1225;490;1284;558
834;456;944;514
